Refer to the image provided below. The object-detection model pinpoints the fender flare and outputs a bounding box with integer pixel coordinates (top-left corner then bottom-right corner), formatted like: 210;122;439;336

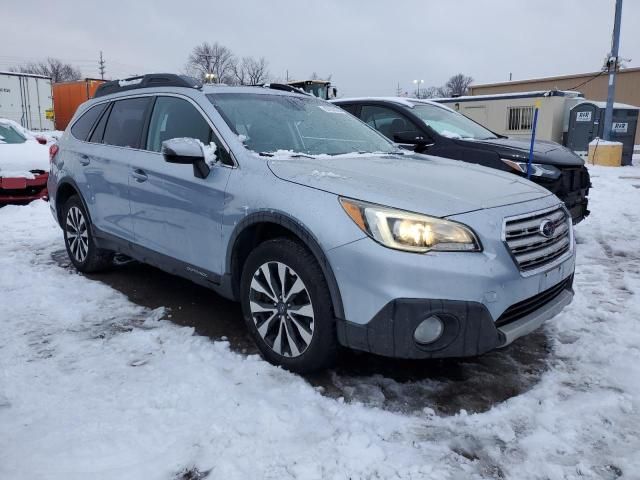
54;177;92;226
226;210;345;320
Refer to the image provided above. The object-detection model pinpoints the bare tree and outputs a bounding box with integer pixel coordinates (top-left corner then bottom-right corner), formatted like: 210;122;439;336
11;57;81;83
244;57;269;85
415;74;473;99
186;42;236;84
232;56;269;85
443;73;473;97
415;86;440;99
309;72;332;82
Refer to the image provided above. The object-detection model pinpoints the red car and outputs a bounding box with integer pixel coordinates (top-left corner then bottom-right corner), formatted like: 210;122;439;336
0;119;52;204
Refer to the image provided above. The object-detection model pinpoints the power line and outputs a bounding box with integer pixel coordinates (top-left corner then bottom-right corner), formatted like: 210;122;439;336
566;69;606;91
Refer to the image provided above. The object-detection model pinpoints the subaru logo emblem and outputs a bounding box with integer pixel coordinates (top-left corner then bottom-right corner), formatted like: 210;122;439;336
539;219;555;238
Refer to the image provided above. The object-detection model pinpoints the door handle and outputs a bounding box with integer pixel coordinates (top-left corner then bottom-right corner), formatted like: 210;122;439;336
131;169;148;183
79;154;90;166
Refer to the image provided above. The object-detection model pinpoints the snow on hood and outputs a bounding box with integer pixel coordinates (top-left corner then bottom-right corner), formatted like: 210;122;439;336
267;152;551;217
0;142;49;178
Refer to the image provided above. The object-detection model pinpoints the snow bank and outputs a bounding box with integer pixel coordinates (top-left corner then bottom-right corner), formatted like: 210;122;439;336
1;165;640;479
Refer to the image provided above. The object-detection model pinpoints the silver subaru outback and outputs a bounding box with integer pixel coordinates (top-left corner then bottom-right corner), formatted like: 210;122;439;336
48;74;575;372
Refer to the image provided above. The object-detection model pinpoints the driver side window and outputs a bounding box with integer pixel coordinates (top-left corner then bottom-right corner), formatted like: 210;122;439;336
146;96;232;165
360;105;420;141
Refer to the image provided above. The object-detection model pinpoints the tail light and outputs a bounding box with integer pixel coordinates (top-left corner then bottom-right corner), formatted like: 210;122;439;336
36;136;47;145
49;144;59;163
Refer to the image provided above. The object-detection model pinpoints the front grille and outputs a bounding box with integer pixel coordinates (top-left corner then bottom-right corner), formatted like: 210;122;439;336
496;276;572;328
560;167;589;192
504;206;572;272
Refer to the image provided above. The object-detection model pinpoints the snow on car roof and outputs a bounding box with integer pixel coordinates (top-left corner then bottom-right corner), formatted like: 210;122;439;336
331;96;455;111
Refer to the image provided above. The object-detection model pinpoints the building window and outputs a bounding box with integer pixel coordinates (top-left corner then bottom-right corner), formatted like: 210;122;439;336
507;106;534;131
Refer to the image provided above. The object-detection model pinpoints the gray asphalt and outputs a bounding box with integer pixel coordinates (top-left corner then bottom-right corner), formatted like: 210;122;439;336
52;249;552;416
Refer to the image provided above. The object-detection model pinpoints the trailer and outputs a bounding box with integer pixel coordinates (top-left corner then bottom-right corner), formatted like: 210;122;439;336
434;90;584;144
52;78;105;130
0;71;54;131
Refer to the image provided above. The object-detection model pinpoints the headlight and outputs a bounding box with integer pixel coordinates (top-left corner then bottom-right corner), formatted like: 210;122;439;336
501;159;560;179
340;198;481;253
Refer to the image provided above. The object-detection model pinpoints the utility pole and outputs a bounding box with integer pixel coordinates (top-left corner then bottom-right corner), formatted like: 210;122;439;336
396;82;402;96
603;0;623;141
98;51;106;80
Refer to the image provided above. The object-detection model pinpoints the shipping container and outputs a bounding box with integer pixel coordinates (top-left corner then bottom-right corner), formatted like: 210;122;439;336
0;71;54;131
52;79;105;130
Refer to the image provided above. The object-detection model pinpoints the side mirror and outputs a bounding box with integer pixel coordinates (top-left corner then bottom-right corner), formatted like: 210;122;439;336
162;138;210;179
393;131;432;153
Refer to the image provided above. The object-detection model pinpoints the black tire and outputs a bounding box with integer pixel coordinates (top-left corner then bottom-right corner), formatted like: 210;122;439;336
62;195;113;273
240;238;337;373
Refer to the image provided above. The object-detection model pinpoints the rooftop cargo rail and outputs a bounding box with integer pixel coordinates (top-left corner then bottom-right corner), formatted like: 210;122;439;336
93;73;202;98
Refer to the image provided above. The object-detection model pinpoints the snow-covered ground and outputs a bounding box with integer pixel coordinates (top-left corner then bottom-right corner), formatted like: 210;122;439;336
1;165;640;479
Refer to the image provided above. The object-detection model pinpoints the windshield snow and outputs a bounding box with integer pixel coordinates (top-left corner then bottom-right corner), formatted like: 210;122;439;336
0;124;27;144
209;93;397;156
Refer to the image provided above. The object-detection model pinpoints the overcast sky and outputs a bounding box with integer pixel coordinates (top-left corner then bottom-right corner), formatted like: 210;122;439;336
2;0;639;97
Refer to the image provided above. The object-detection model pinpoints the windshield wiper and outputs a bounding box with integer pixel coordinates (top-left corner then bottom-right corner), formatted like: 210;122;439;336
354;150;403;156
259;151;316;159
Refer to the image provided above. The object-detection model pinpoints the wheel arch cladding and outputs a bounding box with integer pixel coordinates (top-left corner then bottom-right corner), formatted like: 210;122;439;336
55;180;83;224
227;211;345;320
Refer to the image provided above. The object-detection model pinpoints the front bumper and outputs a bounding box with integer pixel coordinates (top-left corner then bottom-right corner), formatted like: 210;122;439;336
337;276;573;359
539;166;590;224
0;172;49;204
327;197;576;359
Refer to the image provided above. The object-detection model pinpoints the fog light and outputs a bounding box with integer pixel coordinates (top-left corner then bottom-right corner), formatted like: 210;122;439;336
414;315;444;344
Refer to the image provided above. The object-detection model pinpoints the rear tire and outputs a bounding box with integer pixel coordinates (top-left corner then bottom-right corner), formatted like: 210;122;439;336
240;238;337;373
62;195;113;273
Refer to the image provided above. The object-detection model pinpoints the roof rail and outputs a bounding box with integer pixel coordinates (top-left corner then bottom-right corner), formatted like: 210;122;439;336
93;73;202;98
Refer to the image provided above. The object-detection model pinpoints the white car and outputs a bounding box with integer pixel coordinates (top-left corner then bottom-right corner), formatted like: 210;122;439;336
0;118;51;204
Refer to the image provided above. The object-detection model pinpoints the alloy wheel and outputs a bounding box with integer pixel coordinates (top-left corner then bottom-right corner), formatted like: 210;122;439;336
249;261;315;358
66;206;89;263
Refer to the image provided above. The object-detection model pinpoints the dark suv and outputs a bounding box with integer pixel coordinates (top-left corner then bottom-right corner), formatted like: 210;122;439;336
332;97;590;223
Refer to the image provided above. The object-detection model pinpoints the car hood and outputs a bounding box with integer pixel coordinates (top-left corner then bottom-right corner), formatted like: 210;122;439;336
267;153;552;217
0;142;49;178
457;137;584;167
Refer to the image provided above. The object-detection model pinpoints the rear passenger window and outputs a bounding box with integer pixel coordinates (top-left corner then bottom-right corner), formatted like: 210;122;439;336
88;103;112;143
102;97;150;148
70;103;107;141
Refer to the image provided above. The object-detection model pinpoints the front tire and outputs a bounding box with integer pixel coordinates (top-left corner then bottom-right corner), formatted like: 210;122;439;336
62;195;113;273
240;238;337;373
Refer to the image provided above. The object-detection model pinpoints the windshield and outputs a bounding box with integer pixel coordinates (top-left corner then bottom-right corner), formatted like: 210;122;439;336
208;93;397;156
0;124;27;144
410;103;497;140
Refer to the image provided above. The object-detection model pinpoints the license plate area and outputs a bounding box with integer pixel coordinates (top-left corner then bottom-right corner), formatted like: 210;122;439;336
0;178;28;189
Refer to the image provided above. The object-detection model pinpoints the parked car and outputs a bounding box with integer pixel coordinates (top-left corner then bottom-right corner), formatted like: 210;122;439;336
48;74;576;372
0;118;51;204
331;97;591;224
